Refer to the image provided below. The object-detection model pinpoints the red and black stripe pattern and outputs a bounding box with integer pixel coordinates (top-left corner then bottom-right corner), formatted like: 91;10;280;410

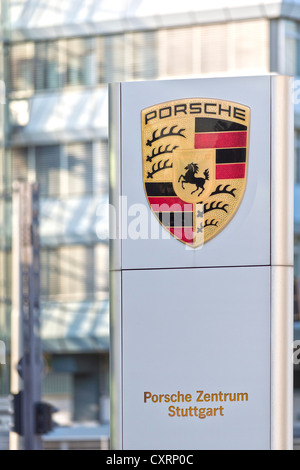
145;183;194;243
195;117;247;179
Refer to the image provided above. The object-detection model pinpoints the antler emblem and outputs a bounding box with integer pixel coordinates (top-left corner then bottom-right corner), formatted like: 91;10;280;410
146;126;186;147
147;160;173;179
146;145;179;163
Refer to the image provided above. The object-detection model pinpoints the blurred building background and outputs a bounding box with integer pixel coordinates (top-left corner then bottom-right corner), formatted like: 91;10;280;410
0;0;300;450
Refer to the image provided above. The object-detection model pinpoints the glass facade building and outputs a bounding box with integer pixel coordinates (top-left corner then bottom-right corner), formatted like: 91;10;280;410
0;0;300;449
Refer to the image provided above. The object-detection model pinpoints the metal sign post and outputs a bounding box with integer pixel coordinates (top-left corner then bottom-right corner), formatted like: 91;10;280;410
10;182;43;450
109;75;294;450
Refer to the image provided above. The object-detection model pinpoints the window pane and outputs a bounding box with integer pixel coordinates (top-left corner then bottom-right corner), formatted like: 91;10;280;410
35;145;60;197
12;147;28;181
67;39;83;86
94;243;109;295
65;38;94;87
41;246;95;300
93;141;108;195
103;34;126;83
201;24;228;73
233;20;269;72
42;372;72;396
131;31;157;80
34;42;47;90
66;142;93;196
8;42;34;92
60;245;94;299
159;28;194;77
41;249;61;298
47;41;60;89
97;37;106;84
82;38;95;87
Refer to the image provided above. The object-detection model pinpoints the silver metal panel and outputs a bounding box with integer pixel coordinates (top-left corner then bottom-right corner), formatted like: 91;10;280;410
122;266;271;450
120;76;271;270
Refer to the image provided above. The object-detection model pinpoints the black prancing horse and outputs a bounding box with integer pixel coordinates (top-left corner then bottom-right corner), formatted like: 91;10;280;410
178;163;209;197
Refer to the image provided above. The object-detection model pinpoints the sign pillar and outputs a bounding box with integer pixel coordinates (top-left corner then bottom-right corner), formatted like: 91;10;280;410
10;182;43;450
109;76;294;450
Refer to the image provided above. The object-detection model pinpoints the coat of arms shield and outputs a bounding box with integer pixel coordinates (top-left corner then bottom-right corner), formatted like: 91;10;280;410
141;98;250;248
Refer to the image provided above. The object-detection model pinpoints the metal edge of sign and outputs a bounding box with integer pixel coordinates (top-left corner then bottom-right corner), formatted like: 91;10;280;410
271;75;294;267
271;265;294;450
109;269;123;450
109;82;122;273
109;82;123;450
270;75;294;450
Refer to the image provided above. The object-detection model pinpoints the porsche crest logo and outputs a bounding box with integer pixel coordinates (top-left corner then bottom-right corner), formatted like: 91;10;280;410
141;99;250;247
